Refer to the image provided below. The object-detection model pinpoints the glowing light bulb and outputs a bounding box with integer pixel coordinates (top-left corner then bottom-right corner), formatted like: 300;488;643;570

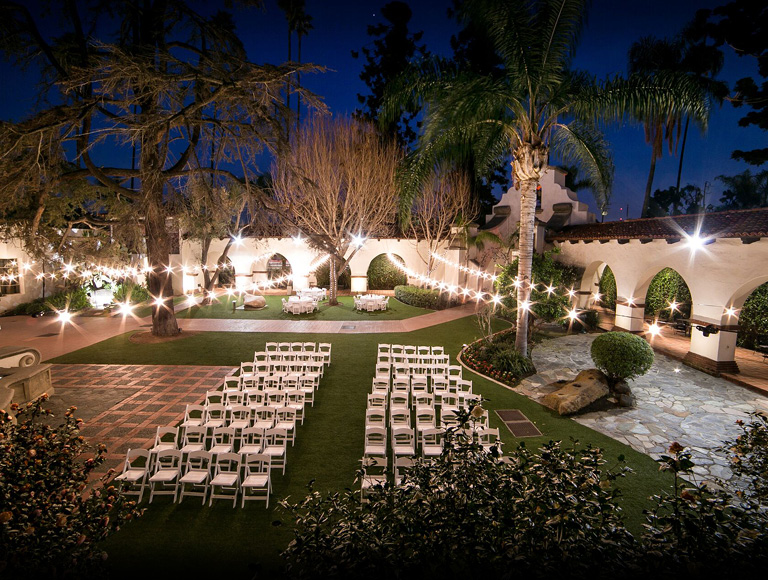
567;308;579;321
648;321;661;336
668;300;679;312
232;234;243;246
57;311;72;324
592;292;601;302
626;296;635;306
545;285;556;296
567;288;576;298
519;300;531;312
154;297;165;307
492;294;502;305
117;302;133;316
724;306;737;317
684;232;706;252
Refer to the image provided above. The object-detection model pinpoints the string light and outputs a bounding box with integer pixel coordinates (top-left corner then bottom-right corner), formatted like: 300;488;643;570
724;306;737;317
430;251;494;280
668;300;679;312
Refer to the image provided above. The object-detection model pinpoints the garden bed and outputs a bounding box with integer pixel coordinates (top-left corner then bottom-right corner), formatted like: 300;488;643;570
459;328;536;387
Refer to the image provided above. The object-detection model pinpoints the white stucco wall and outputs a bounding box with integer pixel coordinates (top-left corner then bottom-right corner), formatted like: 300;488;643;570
178;237;466;294
0;240;44;313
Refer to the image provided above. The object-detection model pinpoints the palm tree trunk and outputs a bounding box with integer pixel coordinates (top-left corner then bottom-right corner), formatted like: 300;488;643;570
515;179;538;356
641;151;658;218
297;31;302;125
675;116;690;194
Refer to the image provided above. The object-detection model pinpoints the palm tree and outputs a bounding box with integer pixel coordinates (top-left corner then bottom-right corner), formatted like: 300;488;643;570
383;0;707;356
294;10;314;125
629;31;727;217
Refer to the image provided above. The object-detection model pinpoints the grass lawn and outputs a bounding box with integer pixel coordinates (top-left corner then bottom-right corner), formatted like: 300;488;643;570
50;317;675;578
174;294;431;321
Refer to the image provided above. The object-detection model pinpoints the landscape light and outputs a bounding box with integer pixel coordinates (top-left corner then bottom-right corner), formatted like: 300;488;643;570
724;306;737;317
684;231;707;252
626;296;635;306
232;234;243;246
57;310;72;324
154;296;165;307
117;302;133;316
187;295;197;307
567;308;579;321
648;321;661;336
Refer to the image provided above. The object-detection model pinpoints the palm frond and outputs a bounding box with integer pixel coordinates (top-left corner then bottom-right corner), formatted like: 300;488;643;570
550;120;613;209
570;70;710;130
534;0;589;84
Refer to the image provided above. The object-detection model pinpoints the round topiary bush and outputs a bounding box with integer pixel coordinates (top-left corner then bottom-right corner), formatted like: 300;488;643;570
590;331;654;383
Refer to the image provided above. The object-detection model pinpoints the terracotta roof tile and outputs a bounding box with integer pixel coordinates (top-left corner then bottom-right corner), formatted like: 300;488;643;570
547;207;768;242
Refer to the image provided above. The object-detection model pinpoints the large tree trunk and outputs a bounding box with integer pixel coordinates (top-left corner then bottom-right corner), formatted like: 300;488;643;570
674;116;690;200
145;204;180;336
641;150;658;218
329;256;339;306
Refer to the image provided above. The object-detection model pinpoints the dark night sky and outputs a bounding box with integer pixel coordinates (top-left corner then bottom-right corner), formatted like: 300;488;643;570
0;0;763;222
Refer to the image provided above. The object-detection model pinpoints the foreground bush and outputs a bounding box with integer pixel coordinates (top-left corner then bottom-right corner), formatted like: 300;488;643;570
7;287;90;316
0;397;142;577
462;330;535;385
394;285;440;309
591;332;654;384
724;412;768;502
366;254;406;289
281;426;635;578
112;281;151;304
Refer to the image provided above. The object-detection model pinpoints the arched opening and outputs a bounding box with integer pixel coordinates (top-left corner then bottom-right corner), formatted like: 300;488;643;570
598;265;617;311
643;267;692;321
267;254;292;289
367;254;407;290
733;280;768;351
217;258;235;287
315;262;350;290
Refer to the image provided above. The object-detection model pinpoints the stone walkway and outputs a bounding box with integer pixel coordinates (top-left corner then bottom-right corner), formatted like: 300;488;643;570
47;364;235;474
517;334;768;485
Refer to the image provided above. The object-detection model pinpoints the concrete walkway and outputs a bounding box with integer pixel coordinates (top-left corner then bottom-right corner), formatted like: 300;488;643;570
0;302;479;361
518;334;768;486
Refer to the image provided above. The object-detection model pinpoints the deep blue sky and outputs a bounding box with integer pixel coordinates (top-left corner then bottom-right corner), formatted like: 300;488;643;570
1;0;763;221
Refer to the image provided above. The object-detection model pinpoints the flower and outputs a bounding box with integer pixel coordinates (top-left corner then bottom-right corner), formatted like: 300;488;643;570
471;405;485;419
668;442;685;454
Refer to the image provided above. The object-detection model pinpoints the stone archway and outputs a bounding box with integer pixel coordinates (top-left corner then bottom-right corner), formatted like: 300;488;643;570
727;276;768;352
266;254;292;289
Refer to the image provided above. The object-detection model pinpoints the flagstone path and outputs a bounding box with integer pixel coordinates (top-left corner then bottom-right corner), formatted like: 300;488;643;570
518;334;768;486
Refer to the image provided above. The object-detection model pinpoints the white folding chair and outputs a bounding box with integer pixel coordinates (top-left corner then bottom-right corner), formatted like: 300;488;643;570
181;404;205;431
360;455;387;503
210;426;236;457
274;407;298;446
364;426;387;458
238;426;266;456
394;456;415;486
391;426;416;457
241;453;272;508
252;406;276;430
264;428;288;475
148;449;182;503
114;448;150;503
390;406;411;429
149;427;179;468
318;343;332;366
178;450;212;505
209;452;241;507
228;405;253;432
367;393;387;411
421;428;444;457
365;408;386;428
180;425;207;457
286;390;306;424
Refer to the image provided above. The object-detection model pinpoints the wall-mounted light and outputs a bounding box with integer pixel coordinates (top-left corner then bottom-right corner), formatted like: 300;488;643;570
695;324;719;337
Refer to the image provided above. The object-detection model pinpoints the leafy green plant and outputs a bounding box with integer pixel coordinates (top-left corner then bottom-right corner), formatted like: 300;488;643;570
724;412;768;503
280;434;634;578
112;281;151;304
366;254;406;290
495;249;579;325
737;282;768;350
590;332;654;383
0;396;142;577
394;285;440;309
644;268;691;320
46;287;90;312
641;442;768;575
315;262;350;289
599;266;617;311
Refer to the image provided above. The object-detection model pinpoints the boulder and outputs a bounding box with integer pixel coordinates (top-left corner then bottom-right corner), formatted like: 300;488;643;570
617;393;636;408
542;368;610;416
243;294;267;310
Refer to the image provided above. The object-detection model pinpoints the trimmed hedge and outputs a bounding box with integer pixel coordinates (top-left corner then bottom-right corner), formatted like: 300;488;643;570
315;262;350;289
645;267;691;320
394;285;440;309
738;282;768;350
590;331;654;382
367;254;406;290
599;266;617;311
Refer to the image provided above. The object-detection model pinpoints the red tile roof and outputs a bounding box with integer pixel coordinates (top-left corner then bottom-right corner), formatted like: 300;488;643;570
547;207;768;242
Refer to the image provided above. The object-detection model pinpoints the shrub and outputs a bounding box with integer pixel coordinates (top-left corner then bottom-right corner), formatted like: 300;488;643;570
737;282;768;350
45;287;91;312
281;431;634;578
723;412;768;503
112;281;151;304
0;397;142;577
644;268;691;320
590;332;654;383
599;266;617;311
315;262;350;289
394;285;440;309
366;254;406;290
566;308;601;331
641;442;768;575
495;249;579;324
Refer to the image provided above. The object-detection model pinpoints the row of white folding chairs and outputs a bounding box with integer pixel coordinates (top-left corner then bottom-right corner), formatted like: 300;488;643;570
376;353;450;366
360;455;418;501
181;396;306;431
375;362;463;380
365;398;488;441
377;344;445;357
116;447;277;508
204;380;315;408
254;351;328;366
371;375;474;397
238;361;325;383
264;341;332;364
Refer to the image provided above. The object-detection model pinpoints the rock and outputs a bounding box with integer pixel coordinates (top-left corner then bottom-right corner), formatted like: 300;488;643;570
542;369;610;416
243;294;267;310
618;393;636;408
613;380;632;395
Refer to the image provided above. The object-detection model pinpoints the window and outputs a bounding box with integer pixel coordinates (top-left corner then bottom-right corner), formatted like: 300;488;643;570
0;259;20;295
